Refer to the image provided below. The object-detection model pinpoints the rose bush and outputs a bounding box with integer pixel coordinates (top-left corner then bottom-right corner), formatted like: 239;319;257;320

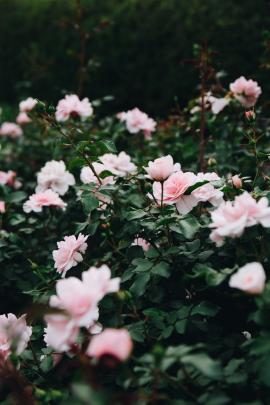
1;71;270;404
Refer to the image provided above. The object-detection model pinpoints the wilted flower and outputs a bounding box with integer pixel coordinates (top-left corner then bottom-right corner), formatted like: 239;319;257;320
56;94;93;122
229;262;266;294
23;189;67;213
36;160;75;196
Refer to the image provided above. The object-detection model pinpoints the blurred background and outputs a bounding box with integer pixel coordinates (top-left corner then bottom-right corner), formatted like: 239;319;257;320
0;0;269;116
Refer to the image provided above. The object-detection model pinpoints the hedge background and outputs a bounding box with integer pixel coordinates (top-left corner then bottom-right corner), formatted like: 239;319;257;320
0;0;269;115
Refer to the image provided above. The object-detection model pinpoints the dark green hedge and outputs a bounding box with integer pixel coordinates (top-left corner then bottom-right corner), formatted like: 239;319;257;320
0;0;269;115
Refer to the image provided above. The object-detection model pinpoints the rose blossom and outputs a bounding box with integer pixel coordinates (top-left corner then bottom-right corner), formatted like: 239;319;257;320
144;155;181;181
49;277;99;328
23;189;67;213
118;107;156;139
56;94;93;122
82;265;120;301
86;328;133;362
44;314;79;352
0;170;17;187
19;97;37;112
99;152;137;177
0;201;5;214
36;160;75;196
230;76;262;107
53;233;88;277
16;112;31;125
80;162;115;186
229;262;266;294
132;237;150;251
0;122;22;138
0;314;32;360
209;192;270;246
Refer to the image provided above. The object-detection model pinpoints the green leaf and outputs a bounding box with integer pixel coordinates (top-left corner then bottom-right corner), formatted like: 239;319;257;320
181;353;222;379
151;262;170;278
130;273;150;296
81;193;99;213
97;139;117;153
191;301;220;317
6;191;27;203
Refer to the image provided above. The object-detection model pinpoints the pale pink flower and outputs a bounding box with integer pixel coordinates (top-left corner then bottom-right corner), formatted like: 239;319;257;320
36;160;75;196
144;155;181;181
19;97;37;112
49;277;99;328
0;122;22;138
230;76;262;107
99;152;137;177
53;233;88;277
118;107;156;139
229;262;266;294
210;192;270;245
56;94;93;122
16;112;31;125
190;172;224;207
209;96;230;114
0;170;17;187
0;201;5;214
82;265;120;301
132;237;150;251
0;314;32;360
80;162;115;186
231;174;242;189
23;189;67;213
86;328;133;362
44;314;79;352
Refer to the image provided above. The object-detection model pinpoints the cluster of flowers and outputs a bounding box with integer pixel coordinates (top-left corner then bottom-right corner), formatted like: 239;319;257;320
145;155;224;215
191;75;262;115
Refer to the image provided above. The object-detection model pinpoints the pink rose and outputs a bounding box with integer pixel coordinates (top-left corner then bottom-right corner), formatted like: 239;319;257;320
231;174;242;189
86;328;133;362
19;97;37;112
118;107;156;139
132;237;151;251
99;152;137;177
0;201;5;214
208;96;230;114
49;277;99;328
80;163;115;186
56;94;93;122
0;314;32;360
16;112;31;125
82;265;120;301
23;189;67;213
229;262;266;294
144;155;181;181
44;314;79;352
0;122;22;138
36;160;75;196
0;170;17;187
230;76;261;107
53;233;88;277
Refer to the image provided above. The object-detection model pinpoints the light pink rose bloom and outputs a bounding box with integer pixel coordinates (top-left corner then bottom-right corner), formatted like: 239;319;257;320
36;160;75;196
99;152;137;177
49;277;99;328
16;112;31;125
230;76;262;107
44;314;79;352
23;189;67;213
0;314;32;360
118;107;156;139
82;265;120;301
229;262;266;294
190;172;224;207
144;155;181;181
0;122;22;138
208;96;230;114
56;94;93;122
0;201;5;214
80;162;115;186
231;174;242;189
0;170;16;186
86;328;133;361
53;233;88;277
210;192;270;245
132;237;151;251
19;97;37;112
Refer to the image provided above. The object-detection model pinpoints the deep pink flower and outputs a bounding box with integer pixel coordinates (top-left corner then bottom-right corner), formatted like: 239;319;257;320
56;94;93;122
0;122;22;138
229;262;266;294
230;76;261;107
23;189;67;213
86;328;133;362
53;234;88;277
